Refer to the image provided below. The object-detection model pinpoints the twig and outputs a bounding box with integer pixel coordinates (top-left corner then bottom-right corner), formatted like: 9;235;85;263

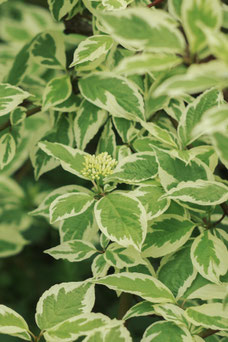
212;212;226;228
0;106;41;132
220;202;228;216
147;0;164;8
199;329;219;339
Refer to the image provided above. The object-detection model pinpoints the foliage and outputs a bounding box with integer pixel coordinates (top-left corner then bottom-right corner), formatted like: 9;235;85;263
0;0;228;341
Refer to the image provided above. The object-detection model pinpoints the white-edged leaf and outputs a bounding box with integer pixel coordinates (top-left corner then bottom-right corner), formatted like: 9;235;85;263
102;0;130;11
154;61;228;97
42;75;72;111
142;216;195;258
112;117;138;144
187;283;228;300
0;305;30;341
43;313;119;342
131;184;170;221
181;0;222;53
95;272;175;303
74;100;107;151
0;83;30;117
0;226;28;258
49;192;94;223
44;239;97;262
106;152;158;184
154;148;213;191
31;30;66;69
115;53;182;75
84;324;133;342
10;106;27;126
35;281;95;330
99;8;185;53
153;303;188;327
141;121;178;148
163;180;228;205
38;141;89;178
0;133;16;169
70;35;113;68
96;118;116;158
92;254;110;278
158;242;197;299
47;0;79;21
30;185;91;218
94;192;147;251
123;301;155;320
79;72;145;121
178;88;221;146
141;321;193;342
191;231;228;283
104;242;146;269
185;303;228;331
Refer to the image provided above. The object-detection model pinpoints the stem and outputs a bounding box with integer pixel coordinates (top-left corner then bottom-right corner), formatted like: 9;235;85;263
212;212;226;228
117;293;132;320
199;329;219;339
220;202;228;216
147;0;164;7
0;106;41;132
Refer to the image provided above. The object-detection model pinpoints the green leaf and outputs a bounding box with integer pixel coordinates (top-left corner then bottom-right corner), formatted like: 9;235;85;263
206;30;228;67
106;152;158;184
191;230;228;283
38;141;88;178
10;106;26;126
95;272;175;303
115;53;182;75
48;0;79;21
154;61;228;97
99;8;185;53
168;0;182;20
0;133;16;169
31;30;66;69
163;180;228;205
142;216;195;258
123;301;155;320
45;239;97;262
178;88;221;146
211;131;228;168
181;0;222;53
187;283;228;301
158;242;197;298
74;100;107;151
102;0;130;10
42;75;72;111
131;184;170;221
96;119;116;158
154;148;213;190
35;281;95;330
141;321;192;342
79;72;145;121
70;35;113;69
185;303;228;331
52;93;81;112
0;305;30;341
7;41;32;86
0;226;28;258
104;242;146;269
49;192;95;223
94;192;147;251
0;83;30;117
44;313;118;342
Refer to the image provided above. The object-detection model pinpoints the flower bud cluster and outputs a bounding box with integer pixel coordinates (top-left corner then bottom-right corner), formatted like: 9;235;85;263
82;152;117;181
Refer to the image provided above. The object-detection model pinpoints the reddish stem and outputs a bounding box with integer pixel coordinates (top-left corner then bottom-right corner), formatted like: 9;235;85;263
147;0;164;8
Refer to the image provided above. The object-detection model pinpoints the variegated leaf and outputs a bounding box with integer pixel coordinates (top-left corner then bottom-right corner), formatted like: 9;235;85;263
0;305;30;341
0;83;30;117
35;281;95;330
49;192;95;223
44;239;97;262
163;180;228;205
191;231;228;283
95;272;175;303
123;301;155;320
185;303;228;331
0;133;16;169
94;192;147;251
79;72;145;121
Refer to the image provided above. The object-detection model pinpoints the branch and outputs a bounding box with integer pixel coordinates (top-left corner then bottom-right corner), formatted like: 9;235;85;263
147;0;164;8
0;106;41;132
220;202;228;216
199;329;219;339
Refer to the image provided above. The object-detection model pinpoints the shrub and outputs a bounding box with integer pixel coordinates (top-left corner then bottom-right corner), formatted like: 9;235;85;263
0;0;228;341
